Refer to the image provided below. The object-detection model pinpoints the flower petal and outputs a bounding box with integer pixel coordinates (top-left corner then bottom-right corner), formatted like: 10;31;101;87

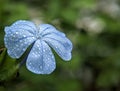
4;25;36;58
38;24;65;37
43;33;73;61
26;40;56;74
10;20;37;34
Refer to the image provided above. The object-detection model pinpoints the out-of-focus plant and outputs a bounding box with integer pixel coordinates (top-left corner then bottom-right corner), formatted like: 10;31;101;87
0;48;19;82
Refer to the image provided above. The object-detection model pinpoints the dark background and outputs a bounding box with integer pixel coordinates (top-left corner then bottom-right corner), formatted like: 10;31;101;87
0;0;120;91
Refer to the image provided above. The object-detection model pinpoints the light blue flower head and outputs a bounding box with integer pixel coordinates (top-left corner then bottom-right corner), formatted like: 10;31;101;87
4;20;72;74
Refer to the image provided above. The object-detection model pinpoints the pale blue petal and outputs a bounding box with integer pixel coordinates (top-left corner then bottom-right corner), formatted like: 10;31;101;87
43;33;73;61
38;24;65;37
10;20;37;34
26;40;56;74
4;26;36;58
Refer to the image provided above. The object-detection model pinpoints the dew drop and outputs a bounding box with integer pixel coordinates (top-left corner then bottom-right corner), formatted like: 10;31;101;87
39;65;43;70
43;49;45;52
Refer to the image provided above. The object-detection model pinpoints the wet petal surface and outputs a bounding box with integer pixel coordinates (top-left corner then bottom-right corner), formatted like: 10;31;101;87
4;25;36;58
11;20;37;34
26;40;56;74
38;24;65;37
43;33;72;61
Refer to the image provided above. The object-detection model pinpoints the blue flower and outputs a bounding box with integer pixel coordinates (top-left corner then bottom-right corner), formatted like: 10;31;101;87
4;20;73;74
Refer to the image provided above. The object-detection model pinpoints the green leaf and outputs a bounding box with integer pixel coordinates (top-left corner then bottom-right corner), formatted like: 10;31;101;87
0;48;19;82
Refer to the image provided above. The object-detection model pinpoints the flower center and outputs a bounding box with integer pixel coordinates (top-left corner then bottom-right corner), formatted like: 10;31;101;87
35;27;43;39
36;34;42;39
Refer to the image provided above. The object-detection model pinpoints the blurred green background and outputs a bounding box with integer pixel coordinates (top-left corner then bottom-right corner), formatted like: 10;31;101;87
0;0;120;91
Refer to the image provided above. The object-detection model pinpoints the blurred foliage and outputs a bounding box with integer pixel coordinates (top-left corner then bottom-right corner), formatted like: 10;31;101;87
0;48;18;82
0;0;120;91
